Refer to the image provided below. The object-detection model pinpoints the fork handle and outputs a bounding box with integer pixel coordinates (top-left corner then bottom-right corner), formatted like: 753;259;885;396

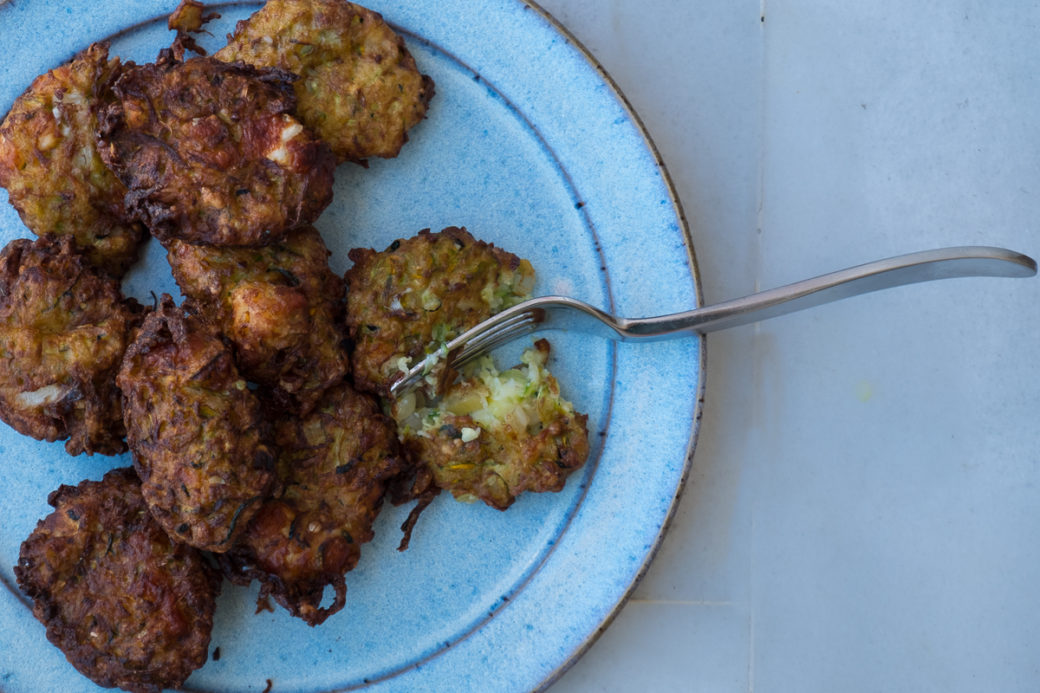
618;246;1036;338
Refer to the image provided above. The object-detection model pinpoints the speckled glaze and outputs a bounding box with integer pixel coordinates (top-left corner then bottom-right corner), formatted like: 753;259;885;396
0;1;702;691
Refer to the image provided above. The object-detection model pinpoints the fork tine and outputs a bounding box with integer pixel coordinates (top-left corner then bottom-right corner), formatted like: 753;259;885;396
391;369;424;396
388;304;548;398
449;317;539;371
451;310;540;364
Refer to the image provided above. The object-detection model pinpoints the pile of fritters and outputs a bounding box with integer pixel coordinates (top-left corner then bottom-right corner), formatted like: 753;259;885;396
2;1;590;691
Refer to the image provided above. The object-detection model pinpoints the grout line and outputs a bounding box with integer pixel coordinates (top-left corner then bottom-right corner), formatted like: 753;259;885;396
749;1;768;691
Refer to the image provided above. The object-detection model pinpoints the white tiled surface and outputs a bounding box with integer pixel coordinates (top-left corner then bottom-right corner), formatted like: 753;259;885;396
541;1;1040;691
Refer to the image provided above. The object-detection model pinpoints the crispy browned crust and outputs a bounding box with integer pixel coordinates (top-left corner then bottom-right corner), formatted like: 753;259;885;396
117;295;276;552
220;382;406;625
0;235;143;455
166;226;349;414
97;53;335;247
0;43;145;275
344;227;535;396
400;340;589;510
15;467;221;693
215;0;434;163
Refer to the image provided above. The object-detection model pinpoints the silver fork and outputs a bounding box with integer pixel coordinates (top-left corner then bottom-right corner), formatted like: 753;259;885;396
389;245;1036;397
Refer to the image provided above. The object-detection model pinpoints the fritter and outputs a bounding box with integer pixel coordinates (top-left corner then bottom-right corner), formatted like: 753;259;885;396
215;0;434;163
166;226;349;414
221;383;407;625
344;227;534;396
394;340;589;510
117;295;276;552
0;43;145;275
96;52;335;247
15;467;221;693
0;235;143;455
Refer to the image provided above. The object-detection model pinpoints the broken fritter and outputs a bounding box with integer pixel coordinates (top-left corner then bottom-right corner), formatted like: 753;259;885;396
117;295;275;552
96;51;335;247
15;467;222;693
220;382;407;625
394;340;589;510
168;0;221;42
344;227;534;396
0;43;145;275
166;226;349;414
215;0;434;163
0;235;143;455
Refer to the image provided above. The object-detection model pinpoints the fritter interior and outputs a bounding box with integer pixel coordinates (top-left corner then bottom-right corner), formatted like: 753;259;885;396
394;340;589;510
344;227;534;396
0;235;143;455
166;226;349;414
221;383;406;625
0;43;145;275
97;52;335;247
215;0;434;163
15;467;221;693
117;295;275;552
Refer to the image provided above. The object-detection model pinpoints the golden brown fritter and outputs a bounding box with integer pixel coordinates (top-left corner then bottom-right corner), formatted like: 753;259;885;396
96;52;335;247
344;227;534;396
0;235;143;455
0;43;145;275
166;226;349;414
220;383;407;625
15;467;221;693
394;340;589;510
215;0;434;163
118;295;276;552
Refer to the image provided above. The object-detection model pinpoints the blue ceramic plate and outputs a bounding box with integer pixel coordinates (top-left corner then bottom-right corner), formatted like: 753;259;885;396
0;1;702;691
